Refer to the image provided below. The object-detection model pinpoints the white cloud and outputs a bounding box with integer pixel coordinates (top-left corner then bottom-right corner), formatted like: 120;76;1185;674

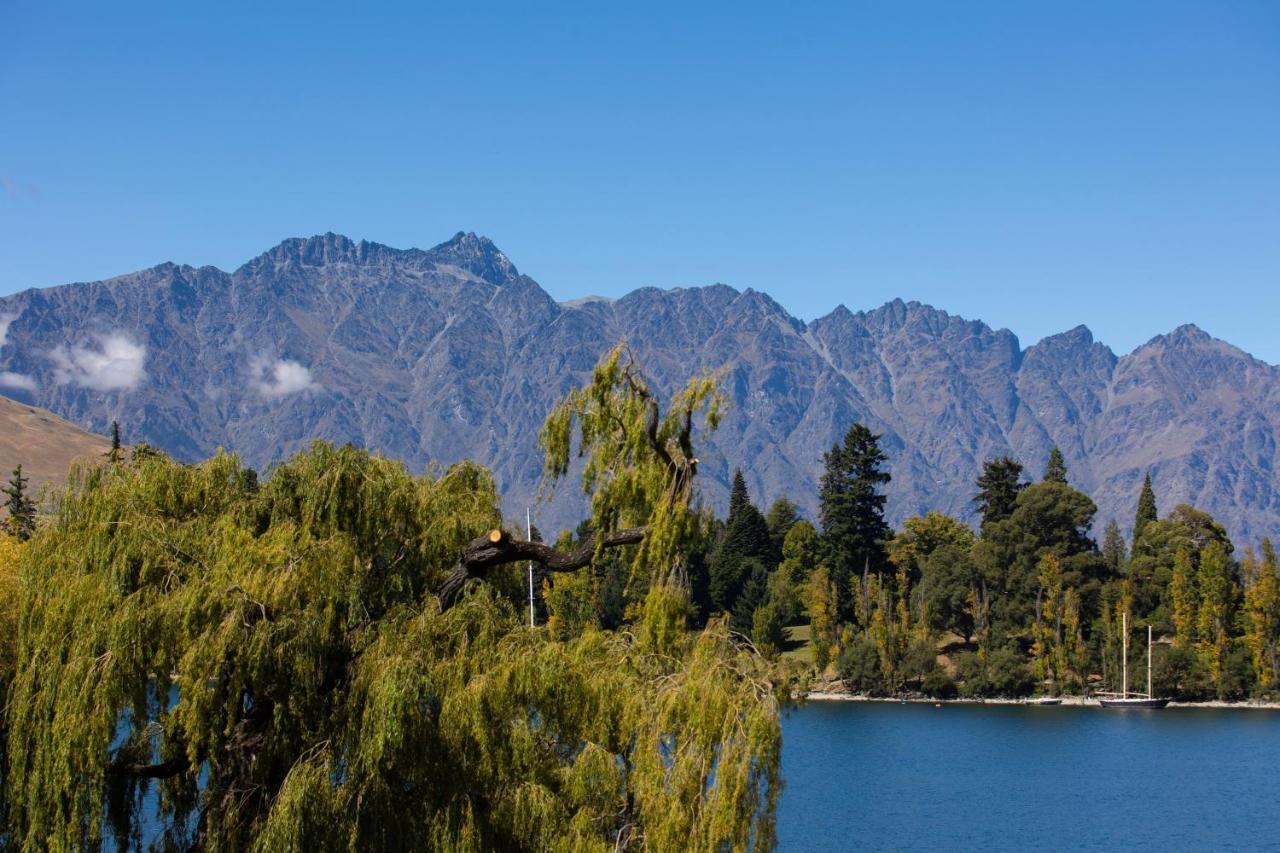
0;371;37;391
250;354;320;399
50;332;147;391
0;312;37;391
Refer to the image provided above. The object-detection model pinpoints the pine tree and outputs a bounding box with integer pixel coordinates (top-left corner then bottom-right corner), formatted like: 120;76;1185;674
709;471;771;614
973;456;1025;528
765;496;801;560
1133;472;1158;547
3;463;36;541
731;559;769;635
107;420;123;464
1043;446;1068;484
819;423;891;598
728;468;750;519
1101;519;1127;575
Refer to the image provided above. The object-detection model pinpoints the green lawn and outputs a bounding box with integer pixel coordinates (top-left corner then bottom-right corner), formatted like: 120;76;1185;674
780;624;813;664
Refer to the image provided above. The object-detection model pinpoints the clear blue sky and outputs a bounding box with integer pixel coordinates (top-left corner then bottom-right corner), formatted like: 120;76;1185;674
3;1;1278;361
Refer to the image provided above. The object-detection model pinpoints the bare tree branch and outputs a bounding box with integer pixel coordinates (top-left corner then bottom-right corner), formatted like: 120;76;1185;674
436;527;646;610
106;753;187;779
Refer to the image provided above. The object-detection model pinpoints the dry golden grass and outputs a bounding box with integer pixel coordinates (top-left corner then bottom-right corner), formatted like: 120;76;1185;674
0;394;113;499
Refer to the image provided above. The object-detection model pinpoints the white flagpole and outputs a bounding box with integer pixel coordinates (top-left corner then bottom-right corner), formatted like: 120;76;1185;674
527;507;535;628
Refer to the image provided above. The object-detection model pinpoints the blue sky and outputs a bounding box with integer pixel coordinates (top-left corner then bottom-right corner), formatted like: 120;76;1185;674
2;1;1278;361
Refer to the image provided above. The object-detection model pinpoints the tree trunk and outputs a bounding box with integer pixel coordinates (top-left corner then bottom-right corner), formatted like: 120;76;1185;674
436;527;646;610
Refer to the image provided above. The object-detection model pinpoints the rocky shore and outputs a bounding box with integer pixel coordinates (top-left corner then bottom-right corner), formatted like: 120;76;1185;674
806;692;1280;709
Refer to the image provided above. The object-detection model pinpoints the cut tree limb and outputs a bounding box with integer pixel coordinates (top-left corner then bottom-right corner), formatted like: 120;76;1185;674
106;753;187;779
436;527;646;609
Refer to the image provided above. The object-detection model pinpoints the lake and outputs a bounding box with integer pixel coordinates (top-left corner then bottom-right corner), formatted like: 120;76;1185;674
778;701;1280;852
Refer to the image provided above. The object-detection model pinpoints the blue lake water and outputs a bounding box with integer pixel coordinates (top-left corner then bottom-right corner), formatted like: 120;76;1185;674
778;701;1280;852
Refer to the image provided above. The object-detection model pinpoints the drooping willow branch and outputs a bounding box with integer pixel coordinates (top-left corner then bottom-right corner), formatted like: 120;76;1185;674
435;344;722;610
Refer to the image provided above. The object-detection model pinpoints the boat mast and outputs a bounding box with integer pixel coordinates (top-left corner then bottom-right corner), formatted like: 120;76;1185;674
1122;611;1129;697
527;508;535;629
1147;623;1153;699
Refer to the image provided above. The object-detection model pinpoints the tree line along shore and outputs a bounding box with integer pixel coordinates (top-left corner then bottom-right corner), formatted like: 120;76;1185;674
648;431;1279;705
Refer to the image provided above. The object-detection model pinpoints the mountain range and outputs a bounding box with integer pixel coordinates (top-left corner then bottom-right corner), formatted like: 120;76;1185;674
1;231;1276;544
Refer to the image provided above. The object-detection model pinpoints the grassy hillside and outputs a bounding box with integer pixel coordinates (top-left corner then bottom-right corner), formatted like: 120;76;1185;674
0;394;111;497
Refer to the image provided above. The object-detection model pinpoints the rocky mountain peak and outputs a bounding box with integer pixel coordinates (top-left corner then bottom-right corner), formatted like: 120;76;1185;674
233;233;391;278
1042;324;1095;346
1024;325;1116;365
1135;323;1219;354
427;232;518;284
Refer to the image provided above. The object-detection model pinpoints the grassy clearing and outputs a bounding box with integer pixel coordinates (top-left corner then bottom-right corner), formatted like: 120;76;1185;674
780;624;813;664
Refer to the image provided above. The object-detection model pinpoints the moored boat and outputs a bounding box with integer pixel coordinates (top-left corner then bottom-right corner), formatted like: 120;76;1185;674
1098;616;1169;710
1098;696;1169;709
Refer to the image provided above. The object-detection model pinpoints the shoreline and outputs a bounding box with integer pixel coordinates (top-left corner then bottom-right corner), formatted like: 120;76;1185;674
805;692;1280;710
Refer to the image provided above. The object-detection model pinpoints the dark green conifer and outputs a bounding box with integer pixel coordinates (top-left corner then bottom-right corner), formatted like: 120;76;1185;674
709;471;772;613
727;469;750;519
3;464;36;541
819;423;891;595
1043;446;1068;484
973;456;1025;529
1101;518;1127;574
1133;472;1158;546
731;559;769;635
107;420;123;464
765;496;800;560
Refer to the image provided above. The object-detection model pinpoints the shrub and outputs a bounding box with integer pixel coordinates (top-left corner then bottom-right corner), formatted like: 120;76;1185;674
751;600;786;658
900;639;939;684
953;647;1033;697
1220;645;1256;701
921;667;958;699
984;647;1035;697
953;650;986;697
1154;645;1213;700
838;638;885;694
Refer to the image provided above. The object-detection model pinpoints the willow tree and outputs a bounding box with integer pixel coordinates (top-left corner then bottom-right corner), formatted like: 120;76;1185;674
0;533;21;833
438;344;724;607
5;346;782;852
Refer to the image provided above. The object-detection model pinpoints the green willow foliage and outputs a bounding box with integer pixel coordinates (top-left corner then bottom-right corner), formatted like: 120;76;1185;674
6;397;780;849
540;344;724;587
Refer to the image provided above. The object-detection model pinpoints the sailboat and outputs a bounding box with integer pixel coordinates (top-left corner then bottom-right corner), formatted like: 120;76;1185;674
1098;612;1169;709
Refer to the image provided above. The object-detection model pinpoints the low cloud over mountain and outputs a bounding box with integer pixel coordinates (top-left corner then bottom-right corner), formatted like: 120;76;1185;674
250;354;320;399
49;332;147;391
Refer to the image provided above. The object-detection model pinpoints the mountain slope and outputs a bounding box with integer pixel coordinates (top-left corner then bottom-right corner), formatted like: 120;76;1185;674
0;394;113;495
1;232;1276;543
